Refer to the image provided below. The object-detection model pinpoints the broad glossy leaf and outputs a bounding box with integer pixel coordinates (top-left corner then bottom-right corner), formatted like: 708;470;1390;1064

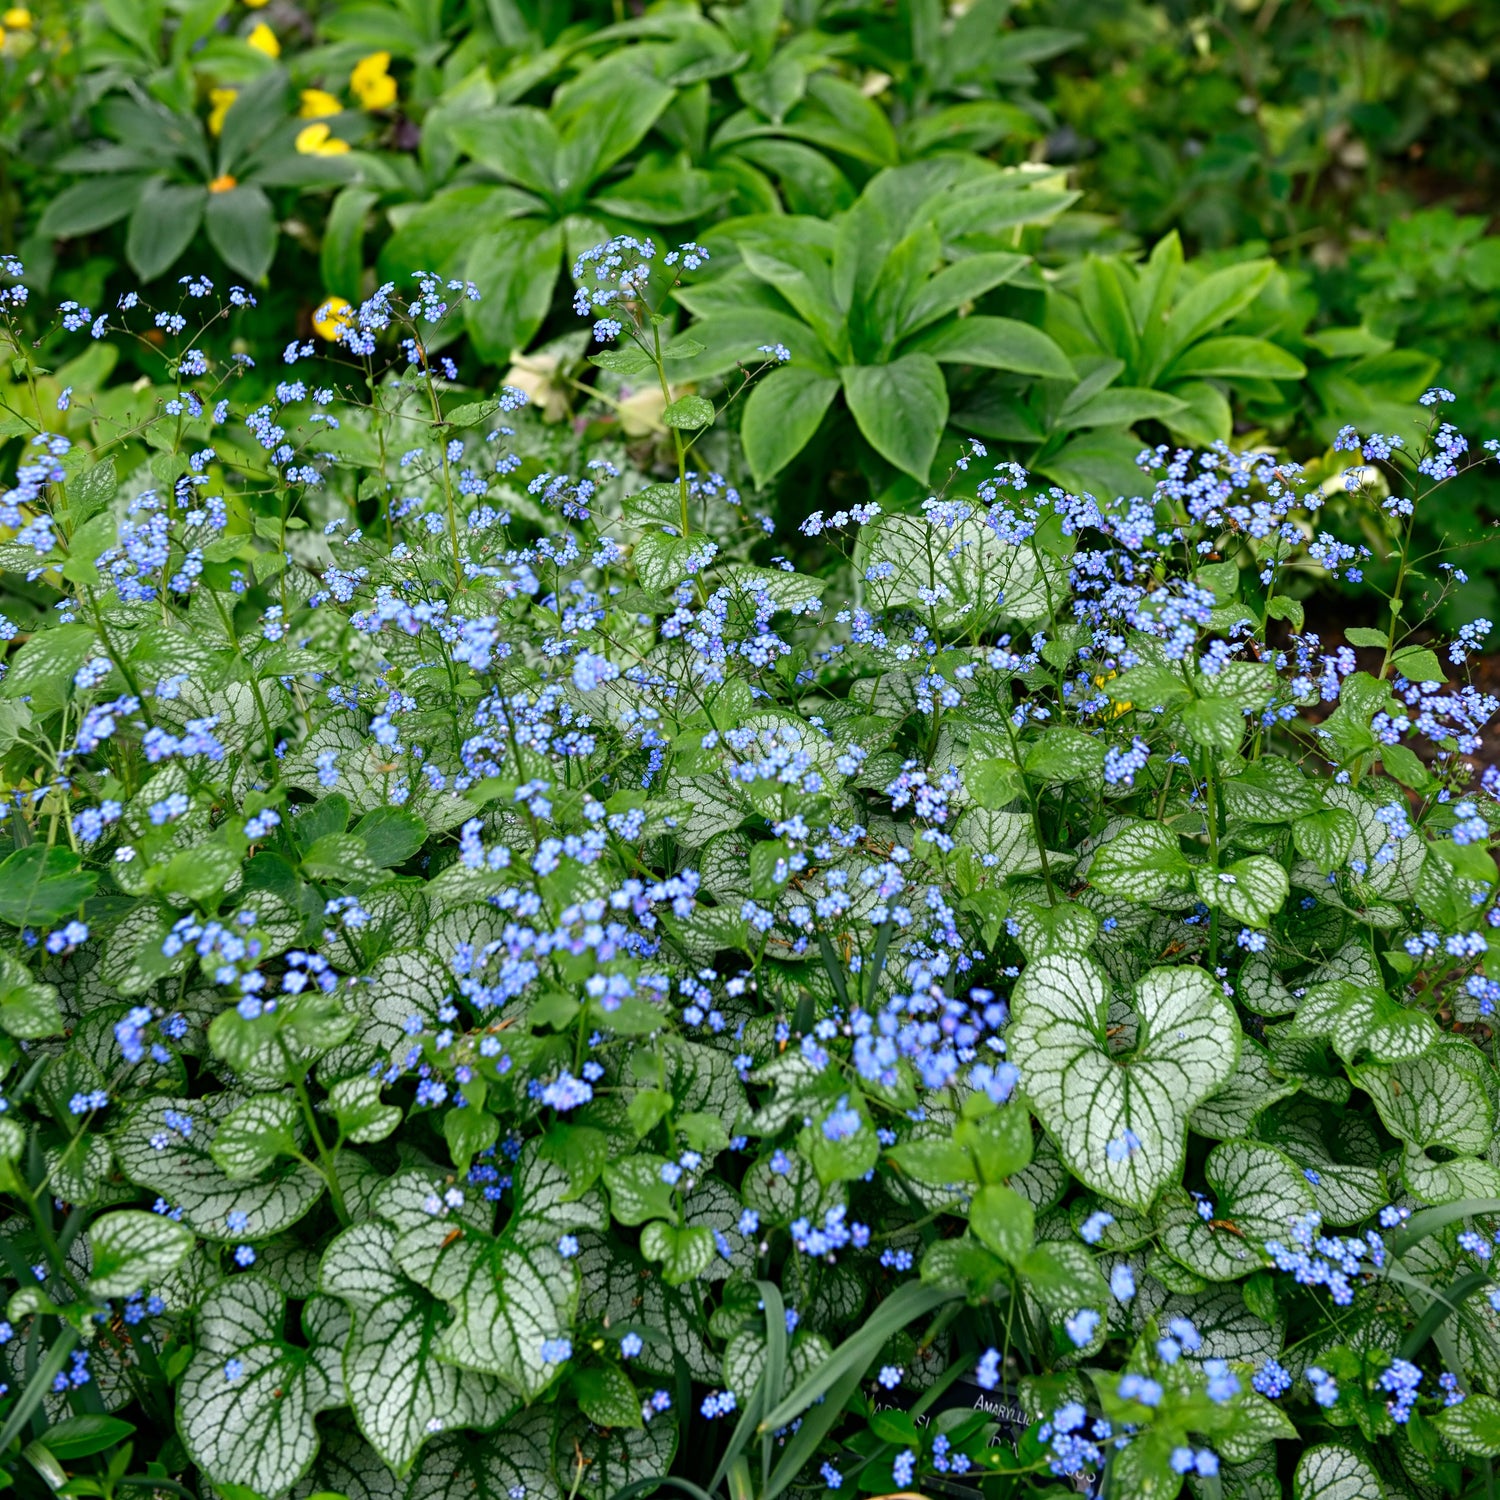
0;846;97;928
1009;957;1239;1210
740;366;840;485
904;314;1073;378
841;354;948;481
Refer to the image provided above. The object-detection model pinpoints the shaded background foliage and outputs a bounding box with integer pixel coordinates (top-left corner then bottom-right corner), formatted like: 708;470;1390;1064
2;0;1499;617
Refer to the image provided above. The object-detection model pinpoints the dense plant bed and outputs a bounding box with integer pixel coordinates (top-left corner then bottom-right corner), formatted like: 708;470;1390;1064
1;241;1500;1500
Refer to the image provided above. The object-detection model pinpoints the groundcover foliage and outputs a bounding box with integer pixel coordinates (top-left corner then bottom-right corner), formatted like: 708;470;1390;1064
4;222;1500;1500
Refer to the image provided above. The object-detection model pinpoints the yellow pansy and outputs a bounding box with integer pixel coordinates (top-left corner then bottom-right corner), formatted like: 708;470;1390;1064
350;51;396;110
299;88;342;119
3;9;31;27
243;0;269;7
313;296;353;341
208;87;239;136
295;122;349;157
246;22;279;57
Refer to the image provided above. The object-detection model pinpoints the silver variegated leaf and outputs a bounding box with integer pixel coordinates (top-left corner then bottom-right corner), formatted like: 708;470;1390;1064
1355;1037;1492;1152
87;1208;194;1297
509;1139;608;1248
1132;1281;1283;1366
177;1276;345;1495
321;1220;516;1473
1010;956;1239;1210
1156;1139;1315;1282
1190;1037;1299;1139
405;1412;561;1500
1292;980;1437;1064
556;1410;677;1496
1293;1444;1386;1500
379;1171;578;1397
320;948;451;1082
114;1095;324;1238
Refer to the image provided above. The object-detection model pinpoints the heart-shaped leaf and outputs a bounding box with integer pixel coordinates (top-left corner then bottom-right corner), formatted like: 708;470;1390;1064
1009;956;1239;1210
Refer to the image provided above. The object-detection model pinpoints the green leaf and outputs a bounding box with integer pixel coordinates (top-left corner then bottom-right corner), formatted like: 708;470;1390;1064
351;807;427;867
1103;663;1190;710
87;1209;194;1297
888;1137;975;1186
740;366;841;486
573;1364;641;1430
1166;335;1305;379
0;846;96;928
34;1415;136;1460
968;1183;1034;1264
0;954;64;1039
640;1220;716;1284
662;394;714;429
321;1221;514;1473
1434;1393;1500;1456
38;175;147;237
1292;1445;1385;1500
591;345;654;375
320;185;379;303
903;315;1074;379
178;1277;344;1494
1023;726;1106;785
1088;822;1191;902
1343;627;1389;648
1391;644;1447;684
1017;1241;1108;1311
204;185;276;283
1009;956;1239;1211
463;220;565;361
841;354;948;482
1178;696;1244;754
126;180;208;282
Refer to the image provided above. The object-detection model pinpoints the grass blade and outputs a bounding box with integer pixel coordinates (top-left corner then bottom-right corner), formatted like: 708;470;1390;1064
758;1282;958;1433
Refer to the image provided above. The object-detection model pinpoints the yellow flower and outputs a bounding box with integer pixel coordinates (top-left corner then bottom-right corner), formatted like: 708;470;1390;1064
350;51;396;110
313;295;353;341
208;87;238;136
295;122;349;156
245;22;279;57
299;88;342;119
243;0;270;7
3;8;31;27
208;173;238;194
